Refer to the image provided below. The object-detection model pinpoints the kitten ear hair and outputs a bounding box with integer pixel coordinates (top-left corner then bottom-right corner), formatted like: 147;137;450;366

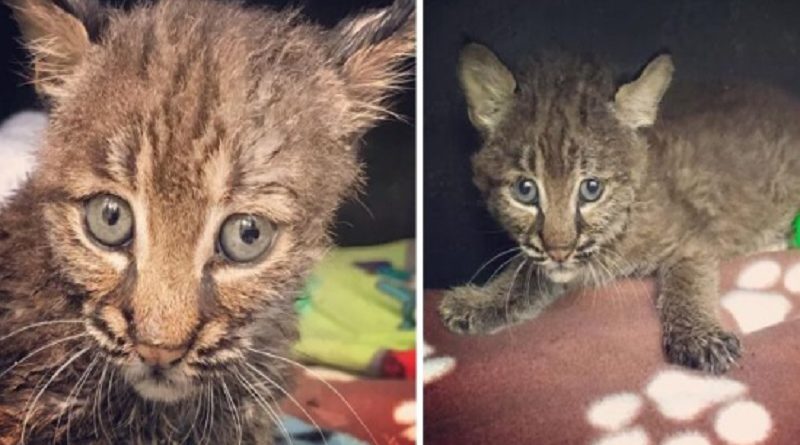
613;54;674;128
56;0;108;40
6;0;107;99
458;43;516;136
330;0;415;134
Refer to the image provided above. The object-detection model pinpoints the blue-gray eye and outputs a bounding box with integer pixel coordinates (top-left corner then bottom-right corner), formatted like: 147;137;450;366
218;214;276;263
579;178;604;202
85;194;134;247
511;178;539;205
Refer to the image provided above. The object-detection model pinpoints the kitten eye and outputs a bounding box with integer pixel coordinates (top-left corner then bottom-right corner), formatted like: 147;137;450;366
218;214;276;263
85;194;134;247
579;178;604;202
511;177;539;205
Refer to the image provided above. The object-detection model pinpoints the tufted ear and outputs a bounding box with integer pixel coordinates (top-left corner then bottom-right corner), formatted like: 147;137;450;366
7;0;106;99
330;0;415;136
457;43;516;137
613;54;674;129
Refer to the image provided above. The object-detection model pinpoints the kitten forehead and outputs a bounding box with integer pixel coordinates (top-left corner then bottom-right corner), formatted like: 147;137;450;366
488;54;624;179
36;0;364;213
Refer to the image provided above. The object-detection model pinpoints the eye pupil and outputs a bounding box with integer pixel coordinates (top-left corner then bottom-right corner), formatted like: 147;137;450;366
239;220;260;245
102;201;120;226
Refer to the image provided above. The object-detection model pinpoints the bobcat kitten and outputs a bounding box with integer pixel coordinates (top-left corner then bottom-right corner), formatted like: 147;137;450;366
0;0;412;443
440;43;800;374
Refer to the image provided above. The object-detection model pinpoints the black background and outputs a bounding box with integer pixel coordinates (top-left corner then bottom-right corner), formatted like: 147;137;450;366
0;0;415;246
423;0;800;289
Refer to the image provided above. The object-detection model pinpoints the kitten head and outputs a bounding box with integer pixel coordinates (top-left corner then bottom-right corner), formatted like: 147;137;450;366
459;43;672;283
10;0;413;402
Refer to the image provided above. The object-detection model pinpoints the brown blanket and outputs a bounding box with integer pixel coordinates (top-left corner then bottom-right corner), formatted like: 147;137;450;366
424;251;800;444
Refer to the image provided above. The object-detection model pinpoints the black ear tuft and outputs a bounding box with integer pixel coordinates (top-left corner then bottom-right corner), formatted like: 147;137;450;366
330;0;415;65
53;0;108;42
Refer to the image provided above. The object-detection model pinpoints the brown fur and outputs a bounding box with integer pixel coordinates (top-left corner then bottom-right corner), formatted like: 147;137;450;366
0;0;414;443
441;43;800;375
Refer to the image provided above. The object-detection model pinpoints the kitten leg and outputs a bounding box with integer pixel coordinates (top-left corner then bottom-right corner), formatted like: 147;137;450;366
657;254;741;374
439;258;564;335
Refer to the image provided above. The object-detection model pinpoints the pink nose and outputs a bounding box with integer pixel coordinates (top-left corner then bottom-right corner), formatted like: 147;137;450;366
135;344;187;368
546;246;573;263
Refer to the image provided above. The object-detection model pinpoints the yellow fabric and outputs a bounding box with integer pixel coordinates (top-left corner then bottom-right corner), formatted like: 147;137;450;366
293;240;415;373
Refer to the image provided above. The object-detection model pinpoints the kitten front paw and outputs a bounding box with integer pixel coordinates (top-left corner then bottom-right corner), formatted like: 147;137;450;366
438;286;506;335
663;327;741;374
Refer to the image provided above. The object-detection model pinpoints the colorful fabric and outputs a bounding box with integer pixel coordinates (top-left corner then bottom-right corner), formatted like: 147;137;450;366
424;251;800;444
294;241;416;374
274;416;368;445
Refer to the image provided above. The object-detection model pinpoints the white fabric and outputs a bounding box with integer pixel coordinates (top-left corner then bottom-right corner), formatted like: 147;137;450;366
0;111;47;204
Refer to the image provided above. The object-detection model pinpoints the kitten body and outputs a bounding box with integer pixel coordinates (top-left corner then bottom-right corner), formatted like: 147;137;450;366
0;0;413;443
442;45;800;374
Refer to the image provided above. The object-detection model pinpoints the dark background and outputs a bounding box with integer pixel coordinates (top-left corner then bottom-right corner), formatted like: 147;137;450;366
0;0;415;246
424;0;800;289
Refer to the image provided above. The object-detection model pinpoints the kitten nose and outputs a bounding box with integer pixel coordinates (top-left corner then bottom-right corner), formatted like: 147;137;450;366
135;344;187;368
546;245;574;262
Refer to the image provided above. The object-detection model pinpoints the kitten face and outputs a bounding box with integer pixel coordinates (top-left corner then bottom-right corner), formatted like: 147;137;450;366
474;89;642;284
459;45;672;284
12;0;413;402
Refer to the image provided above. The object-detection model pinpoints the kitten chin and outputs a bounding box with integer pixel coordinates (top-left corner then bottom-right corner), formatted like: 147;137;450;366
124;363;197;403
521;245;581;283
131;378;195;403
543;266;578;284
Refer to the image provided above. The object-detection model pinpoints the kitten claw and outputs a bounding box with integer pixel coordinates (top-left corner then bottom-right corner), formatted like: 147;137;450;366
663;328;741;374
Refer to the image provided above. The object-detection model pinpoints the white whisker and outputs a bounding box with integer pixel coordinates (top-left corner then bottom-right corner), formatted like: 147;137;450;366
469;246;522;284
21;347;90;444
220;380;243;445
245;347;378;445
244;362;328;445
503;259;527;338
233;370;293;445
0;320;83;344
61;354;99;445
180;381;205;445
92;362;110;443
198;383;213;445
0;333;89;380
101;366;116;443
206;384;217;445
484;253;523;286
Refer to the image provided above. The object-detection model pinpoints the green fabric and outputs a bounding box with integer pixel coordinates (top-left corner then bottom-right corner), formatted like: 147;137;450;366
294;240;415;373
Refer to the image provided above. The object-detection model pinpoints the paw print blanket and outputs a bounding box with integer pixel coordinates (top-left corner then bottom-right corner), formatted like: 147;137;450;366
424;251;800;444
